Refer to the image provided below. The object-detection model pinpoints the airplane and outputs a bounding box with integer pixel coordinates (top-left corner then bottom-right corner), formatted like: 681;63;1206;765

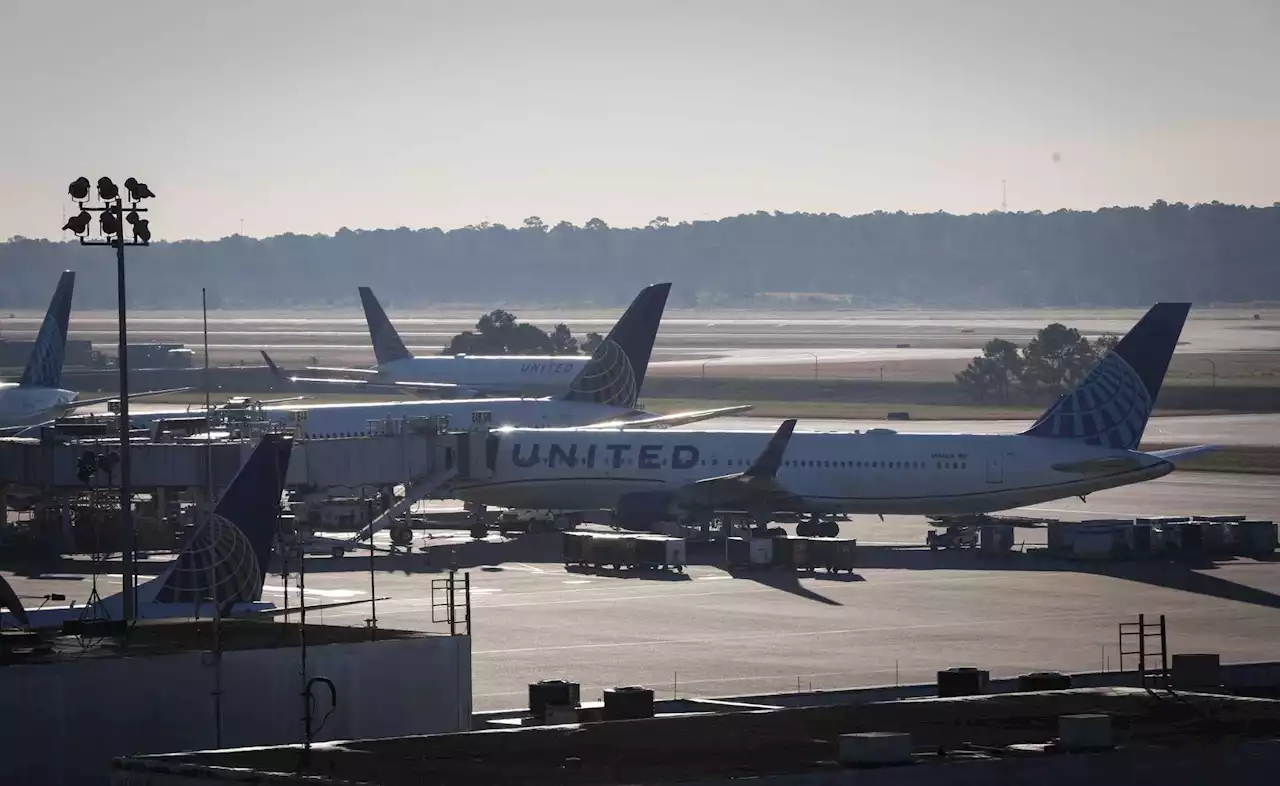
0;270;188;432
126;282;749;438
0;433;378;630
443;302;1214;537
262;285;600;397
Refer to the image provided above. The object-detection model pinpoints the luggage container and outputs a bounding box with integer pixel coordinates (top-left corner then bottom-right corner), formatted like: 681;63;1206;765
1072;525;1121;560
979;523;1014;552
1047;521;1073;554
1127;522;1153;555
632;535;686;572
811;537;857;574
771;535;856;573
563;532;590;566
577;533;635;569
727;537;773;569
1200;521;1229;554
1180;522;1205;553
1237;521;1278;557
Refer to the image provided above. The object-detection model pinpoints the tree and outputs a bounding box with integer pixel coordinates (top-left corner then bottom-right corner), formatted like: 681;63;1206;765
522;216;547;231
648;216;669;229
955;338;1022;403
442;310;592;356
584;217;609;231
957;325;1117;403
1094;332;1120;355
1020;323;1097;396
581;332;604;355
8;202;1280;310
550;323;579;354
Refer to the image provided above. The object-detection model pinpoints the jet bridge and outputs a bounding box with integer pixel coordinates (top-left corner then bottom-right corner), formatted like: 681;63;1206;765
355;425;492;541
0;422;495;495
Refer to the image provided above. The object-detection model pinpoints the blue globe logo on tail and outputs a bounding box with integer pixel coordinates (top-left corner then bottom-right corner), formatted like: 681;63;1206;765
154;513;263;604
1026;351;1153;450
557;282;670;410
1023;302;1190;451
563;338;638;408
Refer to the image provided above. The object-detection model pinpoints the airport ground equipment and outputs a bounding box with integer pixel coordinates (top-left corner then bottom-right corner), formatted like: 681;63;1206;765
770;535;857;574
727;536;774;568
926;525;978;550
1045;517;1276;561
562;532;686;573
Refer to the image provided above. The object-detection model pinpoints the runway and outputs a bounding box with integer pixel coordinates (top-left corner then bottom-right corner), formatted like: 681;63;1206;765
1;306;1274;367
685;413;1280;447
5;471;1276;713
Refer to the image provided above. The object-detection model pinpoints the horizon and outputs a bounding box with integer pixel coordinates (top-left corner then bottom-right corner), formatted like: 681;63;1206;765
7;199;1275;244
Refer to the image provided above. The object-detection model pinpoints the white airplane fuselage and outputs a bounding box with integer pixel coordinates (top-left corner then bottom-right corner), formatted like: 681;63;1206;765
452;428;1175;517
131;396;640;437
0;382;78;427
372;355;590;394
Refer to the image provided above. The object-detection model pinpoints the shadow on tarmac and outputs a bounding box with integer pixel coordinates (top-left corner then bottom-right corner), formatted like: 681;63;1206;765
850;545;1280;612
564;564;692;582
7;532;1280;612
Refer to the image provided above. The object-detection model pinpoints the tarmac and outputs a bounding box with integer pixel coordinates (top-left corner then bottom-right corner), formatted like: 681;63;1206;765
7;471;1275;714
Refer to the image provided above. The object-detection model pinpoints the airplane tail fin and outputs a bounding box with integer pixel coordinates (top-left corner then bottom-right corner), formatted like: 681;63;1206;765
560;282;671;409
1022;302;1191;450
18;270;75;389
359;286;413;365
150;434;294;605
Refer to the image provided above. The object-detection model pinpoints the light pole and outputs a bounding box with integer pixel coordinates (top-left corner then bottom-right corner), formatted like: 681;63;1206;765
803;352;818;380
1205;358;1217;389
62;176;155;623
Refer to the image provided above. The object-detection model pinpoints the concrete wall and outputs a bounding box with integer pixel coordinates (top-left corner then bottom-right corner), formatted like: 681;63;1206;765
0;634;470;786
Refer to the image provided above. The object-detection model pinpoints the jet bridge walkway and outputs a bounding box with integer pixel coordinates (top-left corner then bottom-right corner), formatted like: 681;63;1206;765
0;427;493;494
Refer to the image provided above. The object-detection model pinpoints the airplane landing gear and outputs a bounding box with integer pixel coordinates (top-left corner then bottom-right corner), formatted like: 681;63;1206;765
467;502;488;540
390;524;413;549
926;525;978;550
796;516;841;538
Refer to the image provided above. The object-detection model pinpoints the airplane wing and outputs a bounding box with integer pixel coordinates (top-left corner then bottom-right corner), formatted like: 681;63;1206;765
1146;444;1220;465
302;365;381;376
237;597;391;618
576;404;754;431
261;350;463;393
667;418;804;510
67;386;194;410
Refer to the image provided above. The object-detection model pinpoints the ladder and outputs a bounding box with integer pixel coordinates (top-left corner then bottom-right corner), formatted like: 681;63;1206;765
1118;613;1169;692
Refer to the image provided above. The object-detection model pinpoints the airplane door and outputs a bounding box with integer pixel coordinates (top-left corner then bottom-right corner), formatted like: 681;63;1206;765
985;455;1004;484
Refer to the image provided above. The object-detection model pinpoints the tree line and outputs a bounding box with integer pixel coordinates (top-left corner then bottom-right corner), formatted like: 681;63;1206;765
3;201;1278;310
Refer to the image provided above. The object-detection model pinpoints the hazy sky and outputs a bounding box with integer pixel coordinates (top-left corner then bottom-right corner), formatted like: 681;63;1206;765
2;0;1276;240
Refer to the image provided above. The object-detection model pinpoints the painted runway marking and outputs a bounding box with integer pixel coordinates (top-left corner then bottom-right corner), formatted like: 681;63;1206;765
696;575;734;581
563;580;592;585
